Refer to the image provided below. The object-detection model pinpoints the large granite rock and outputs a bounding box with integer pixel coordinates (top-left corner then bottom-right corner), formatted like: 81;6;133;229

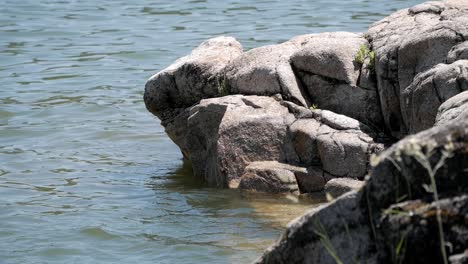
142;1;468;262
178;94;382;190
257;110;468;264
367;0;468;137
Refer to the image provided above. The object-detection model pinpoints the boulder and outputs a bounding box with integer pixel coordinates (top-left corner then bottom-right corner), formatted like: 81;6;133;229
289;110;384;180
224;40;309;107
379;196;468;264
435;90;468;126
144;36;243;122
367;0;468;137
257;108;468;264
324;178;364;198
185;95;296;188
290;33;384;129
448;41;468;63
183;95;383;190
238;161;329;194
238;162;300;194
401;60;468;134
256;191;375;264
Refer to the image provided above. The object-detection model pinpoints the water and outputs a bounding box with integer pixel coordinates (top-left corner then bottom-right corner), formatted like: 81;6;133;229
1;0;423;263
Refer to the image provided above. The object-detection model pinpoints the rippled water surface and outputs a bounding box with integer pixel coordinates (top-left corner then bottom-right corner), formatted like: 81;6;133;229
1;0;423;263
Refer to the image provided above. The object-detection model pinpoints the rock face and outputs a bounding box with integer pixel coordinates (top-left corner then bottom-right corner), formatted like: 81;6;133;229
144;36;242;122
185;95;295;188
257;114;468;264
401;60;468;134
165;94;382;189
367;0;468;137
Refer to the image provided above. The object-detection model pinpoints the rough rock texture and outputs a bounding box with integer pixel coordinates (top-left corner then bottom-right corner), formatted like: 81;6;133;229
289;110;384;180
324;178;364;198
224;32;384;129
179;94;382;189
238;161;325;194
238;162;299;194
367;0;468;137
401;60;468;134
224;40;308;106
448;41;468;63
257;191;375;264
436;90;468;126
291;33;383;129
257;112;468;264
185;95;295;187
379;196;468;264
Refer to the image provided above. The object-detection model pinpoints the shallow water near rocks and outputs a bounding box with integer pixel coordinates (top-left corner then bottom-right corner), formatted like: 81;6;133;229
1;0;423;263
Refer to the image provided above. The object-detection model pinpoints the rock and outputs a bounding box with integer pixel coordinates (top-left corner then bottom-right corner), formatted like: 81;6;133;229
256;191;375;264
367;0;468;137
224;40;309;107
290;32;366;84
401;60;468;134
237;161;327;194
289;110;384;180
448;41;468;63
224;32;384;129
291;33;384;129
185;95;296;188
258;108;468;264
316;131;376;179
238;161;300;194
295;166;327;193
325;178;364;198
144;36;243;122
365;114;468;213
435;90;468;126
379;196;468;264
450;251;468;264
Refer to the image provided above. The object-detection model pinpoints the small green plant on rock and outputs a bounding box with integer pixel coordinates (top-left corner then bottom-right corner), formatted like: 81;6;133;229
354;44;375;72
310;104;318;110
217;77;230;97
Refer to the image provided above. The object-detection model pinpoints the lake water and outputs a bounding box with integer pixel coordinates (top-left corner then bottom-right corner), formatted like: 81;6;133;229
1;0;423;263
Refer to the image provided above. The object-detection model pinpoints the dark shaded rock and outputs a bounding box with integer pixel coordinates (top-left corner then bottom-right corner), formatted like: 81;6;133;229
255;191;376;264
379;196;468;264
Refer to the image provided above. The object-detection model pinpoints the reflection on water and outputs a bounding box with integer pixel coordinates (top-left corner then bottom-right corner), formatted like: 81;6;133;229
1;0;423;263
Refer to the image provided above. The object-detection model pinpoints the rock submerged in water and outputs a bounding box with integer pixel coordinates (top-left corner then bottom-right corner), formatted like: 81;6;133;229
144;0;468;263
